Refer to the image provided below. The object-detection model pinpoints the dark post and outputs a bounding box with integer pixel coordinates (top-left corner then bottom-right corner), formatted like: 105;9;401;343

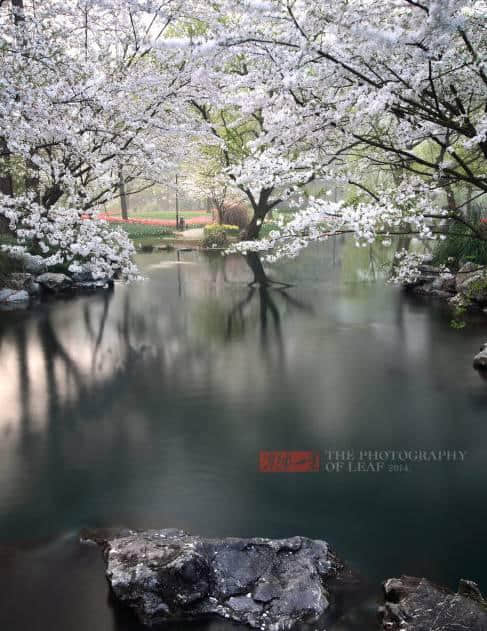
175;174;180;228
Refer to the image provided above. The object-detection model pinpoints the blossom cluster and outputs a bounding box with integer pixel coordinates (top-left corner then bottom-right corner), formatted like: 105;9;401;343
0;194;137;280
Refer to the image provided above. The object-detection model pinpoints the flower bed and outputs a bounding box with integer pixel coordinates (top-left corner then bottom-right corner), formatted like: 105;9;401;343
97;213;211;227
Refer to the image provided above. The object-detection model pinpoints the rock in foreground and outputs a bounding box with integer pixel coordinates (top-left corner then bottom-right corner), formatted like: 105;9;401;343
86;528;345;630
380;575;487;630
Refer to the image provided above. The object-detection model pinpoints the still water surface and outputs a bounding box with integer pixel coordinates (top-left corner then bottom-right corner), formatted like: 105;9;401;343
0;241;486;630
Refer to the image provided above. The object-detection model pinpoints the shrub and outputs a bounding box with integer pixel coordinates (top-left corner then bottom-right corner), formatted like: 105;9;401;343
203;224;240;248
0;250;25;287
108;221;174;240
221;201;249;229
433;207;487;269
0;197;138;280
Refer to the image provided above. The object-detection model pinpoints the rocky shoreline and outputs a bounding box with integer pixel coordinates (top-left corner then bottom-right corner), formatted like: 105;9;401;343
404;260;487;313
0;270;114;308
380;575;487;631
403;260;487;371
83;528;487;631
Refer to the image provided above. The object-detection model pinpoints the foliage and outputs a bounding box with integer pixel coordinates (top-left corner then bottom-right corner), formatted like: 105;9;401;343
205;224;240;236
221;201;249;229
0;197;138;279
203;224;239;248
107;221;174;241
433;209;487;268
0;250;24;287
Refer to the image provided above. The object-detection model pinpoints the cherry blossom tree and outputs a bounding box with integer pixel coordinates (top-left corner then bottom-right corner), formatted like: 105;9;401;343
0;0;193;278
3;0;487;282
208;0;487;276
177;3;331;239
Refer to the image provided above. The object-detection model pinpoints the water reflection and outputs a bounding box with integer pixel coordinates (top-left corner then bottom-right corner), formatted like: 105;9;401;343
0;252;315;442
0;242;487;631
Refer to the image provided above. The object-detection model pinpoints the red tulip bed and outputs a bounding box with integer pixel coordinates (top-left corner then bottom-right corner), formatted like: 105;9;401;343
96;211;211;227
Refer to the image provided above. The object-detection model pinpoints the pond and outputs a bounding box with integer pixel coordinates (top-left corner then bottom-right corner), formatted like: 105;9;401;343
0;240;486;630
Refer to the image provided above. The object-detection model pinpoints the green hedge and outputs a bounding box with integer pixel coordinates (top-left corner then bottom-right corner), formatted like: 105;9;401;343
204;224;240;237
109;222;174;240
203;224;240;248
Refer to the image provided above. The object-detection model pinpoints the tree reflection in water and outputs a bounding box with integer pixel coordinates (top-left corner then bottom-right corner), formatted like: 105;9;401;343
1;242;487;615
226;253;313;361
0;252;316;438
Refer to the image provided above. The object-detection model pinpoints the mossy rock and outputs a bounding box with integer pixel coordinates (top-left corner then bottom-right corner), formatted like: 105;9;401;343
457;269;487;305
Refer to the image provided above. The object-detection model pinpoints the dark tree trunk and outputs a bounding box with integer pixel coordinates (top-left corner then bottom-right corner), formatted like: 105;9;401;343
243;211;265;240
242;188;273;240
0;169;13;198
119;170;129;220
0;137;13;197
245;251;270;285
11;0;25;24
0;215;11;235
446;186;457;213
0;138;13;234
465;184;473;215
25;160;40;203
42;184;63;209
215;202;224;225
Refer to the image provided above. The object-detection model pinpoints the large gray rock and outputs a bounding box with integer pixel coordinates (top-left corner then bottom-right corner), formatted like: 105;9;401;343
456;267;487;305
9;272;40;295
405;265;456;298
21;253;47;274
379;575;487;631
474;343;487;371
36;272;72;292
70;269;114;291
85;529;344;630
405;264;440;289
458;262;484;275
418;263;442;275
431;273;456;294
0;288;29;304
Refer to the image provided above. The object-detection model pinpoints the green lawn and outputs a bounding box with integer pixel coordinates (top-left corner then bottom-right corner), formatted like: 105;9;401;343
108;221;175;240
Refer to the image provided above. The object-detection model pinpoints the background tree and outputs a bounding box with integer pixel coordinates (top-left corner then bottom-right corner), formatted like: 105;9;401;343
0;0;195;277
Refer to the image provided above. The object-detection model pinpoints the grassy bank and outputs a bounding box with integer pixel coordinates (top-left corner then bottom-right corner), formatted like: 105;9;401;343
108;221;175;242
